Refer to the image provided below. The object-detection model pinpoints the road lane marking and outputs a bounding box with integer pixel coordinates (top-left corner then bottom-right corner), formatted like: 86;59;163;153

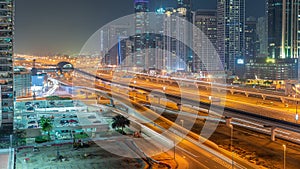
176;146;199;158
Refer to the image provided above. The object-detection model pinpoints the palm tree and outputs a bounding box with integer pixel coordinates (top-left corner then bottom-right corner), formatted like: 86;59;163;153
111;115;130;134
40;117;53;140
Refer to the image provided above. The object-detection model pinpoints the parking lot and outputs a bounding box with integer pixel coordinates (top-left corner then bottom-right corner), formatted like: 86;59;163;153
15;100;87;114
14;100;109;140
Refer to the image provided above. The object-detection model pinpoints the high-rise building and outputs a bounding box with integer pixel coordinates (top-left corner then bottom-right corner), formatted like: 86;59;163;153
104;24;131;66
268;0;300;59
245;1;299;81
245;17;259;62
0;0;14;135
177;0;193;72
256;16;269;58
217;0;246;78
162;7;190;72
193;10;218;73
177;0;192;23
134;0;150;70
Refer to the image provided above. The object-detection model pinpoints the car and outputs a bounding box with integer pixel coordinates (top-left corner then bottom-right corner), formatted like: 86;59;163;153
28;121;36;124
88;115;96;119
33;103;40;108
25;102;32;106
33;147;40;152
28;125;37;128
60;120;69;124
69;119;78;123
27;115;36;119
26;107;35;113
70;115;77;118
61;130;69;133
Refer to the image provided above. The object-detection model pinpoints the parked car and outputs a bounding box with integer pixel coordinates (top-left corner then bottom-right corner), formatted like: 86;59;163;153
60;120;69;124
69;119;78;123
28;121;37;124
28;125;37;128
70;114;77;118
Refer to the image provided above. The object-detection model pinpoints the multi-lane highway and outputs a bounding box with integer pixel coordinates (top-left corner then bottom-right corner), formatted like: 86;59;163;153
51;76;259;169
64;70;300;167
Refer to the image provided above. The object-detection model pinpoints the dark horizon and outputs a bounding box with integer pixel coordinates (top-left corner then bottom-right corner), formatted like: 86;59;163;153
15;0;265;55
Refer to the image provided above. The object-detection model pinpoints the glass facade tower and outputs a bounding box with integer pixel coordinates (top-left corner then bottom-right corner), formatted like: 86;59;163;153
0;0;14;135
268;0;300;59
134;0;149;70
217;0;246;77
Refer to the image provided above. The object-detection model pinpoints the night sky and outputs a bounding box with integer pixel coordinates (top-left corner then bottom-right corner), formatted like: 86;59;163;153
15;0;265;55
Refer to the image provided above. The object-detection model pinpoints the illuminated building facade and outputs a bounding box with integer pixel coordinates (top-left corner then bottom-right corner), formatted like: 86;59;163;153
134;0;150;70
104;24;131;66
14;66;31;98
0;0;14;135
217;0;246;77
245;17;259;62
162;7;190;72
256;16;269;58
193;10;218;73
245;58;297;80
268;0;300;59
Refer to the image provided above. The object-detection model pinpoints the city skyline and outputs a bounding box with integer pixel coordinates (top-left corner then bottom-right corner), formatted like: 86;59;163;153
2;1;300;169
15;0;265;55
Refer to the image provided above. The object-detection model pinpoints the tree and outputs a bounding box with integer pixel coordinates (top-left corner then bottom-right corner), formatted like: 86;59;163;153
14;129;27;146
40;117;53;140
111;115;130;134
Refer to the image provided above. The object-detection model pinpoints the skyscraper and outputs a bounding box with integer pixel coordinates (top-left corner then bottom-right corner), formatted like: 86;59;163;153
177;0;193;72
0;0;14;135
217;0;246;77
161;7;190;72
177;0;192;23
268;0;300;59
104;24;131;66
245;17;259;62
194;10;218;73
134;0;149;70
256;16;269;58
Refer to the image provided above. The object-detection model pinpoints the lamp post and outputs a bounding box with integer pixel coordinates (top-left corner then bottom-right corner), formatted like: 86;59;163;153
296;101;298;124
208;96;212;114
174;136;176;160
225;117;234;169
283;144;286;169
230;124;233;169
180;119;184;128
180;120;184;139
133;80;136;90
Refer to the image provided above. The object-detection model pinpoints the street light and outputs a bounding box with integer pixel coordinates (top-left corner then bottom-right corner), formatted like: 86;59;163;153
296;100;298;124
283;144;286;169
208;96;212;114
230;124;234;169
133;80;136;90
180;120;184;139
225;117;234;169
180;119;184;128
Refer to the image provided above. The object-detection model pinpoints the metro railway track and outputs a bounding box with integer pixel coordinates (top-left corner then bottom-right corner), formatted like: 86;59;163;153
73;68;300;133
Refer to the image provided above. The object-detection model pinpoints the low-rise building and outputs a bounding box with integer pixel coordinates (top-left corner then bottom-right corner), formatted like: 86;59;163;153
14;66;31;98
245;58;298;80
